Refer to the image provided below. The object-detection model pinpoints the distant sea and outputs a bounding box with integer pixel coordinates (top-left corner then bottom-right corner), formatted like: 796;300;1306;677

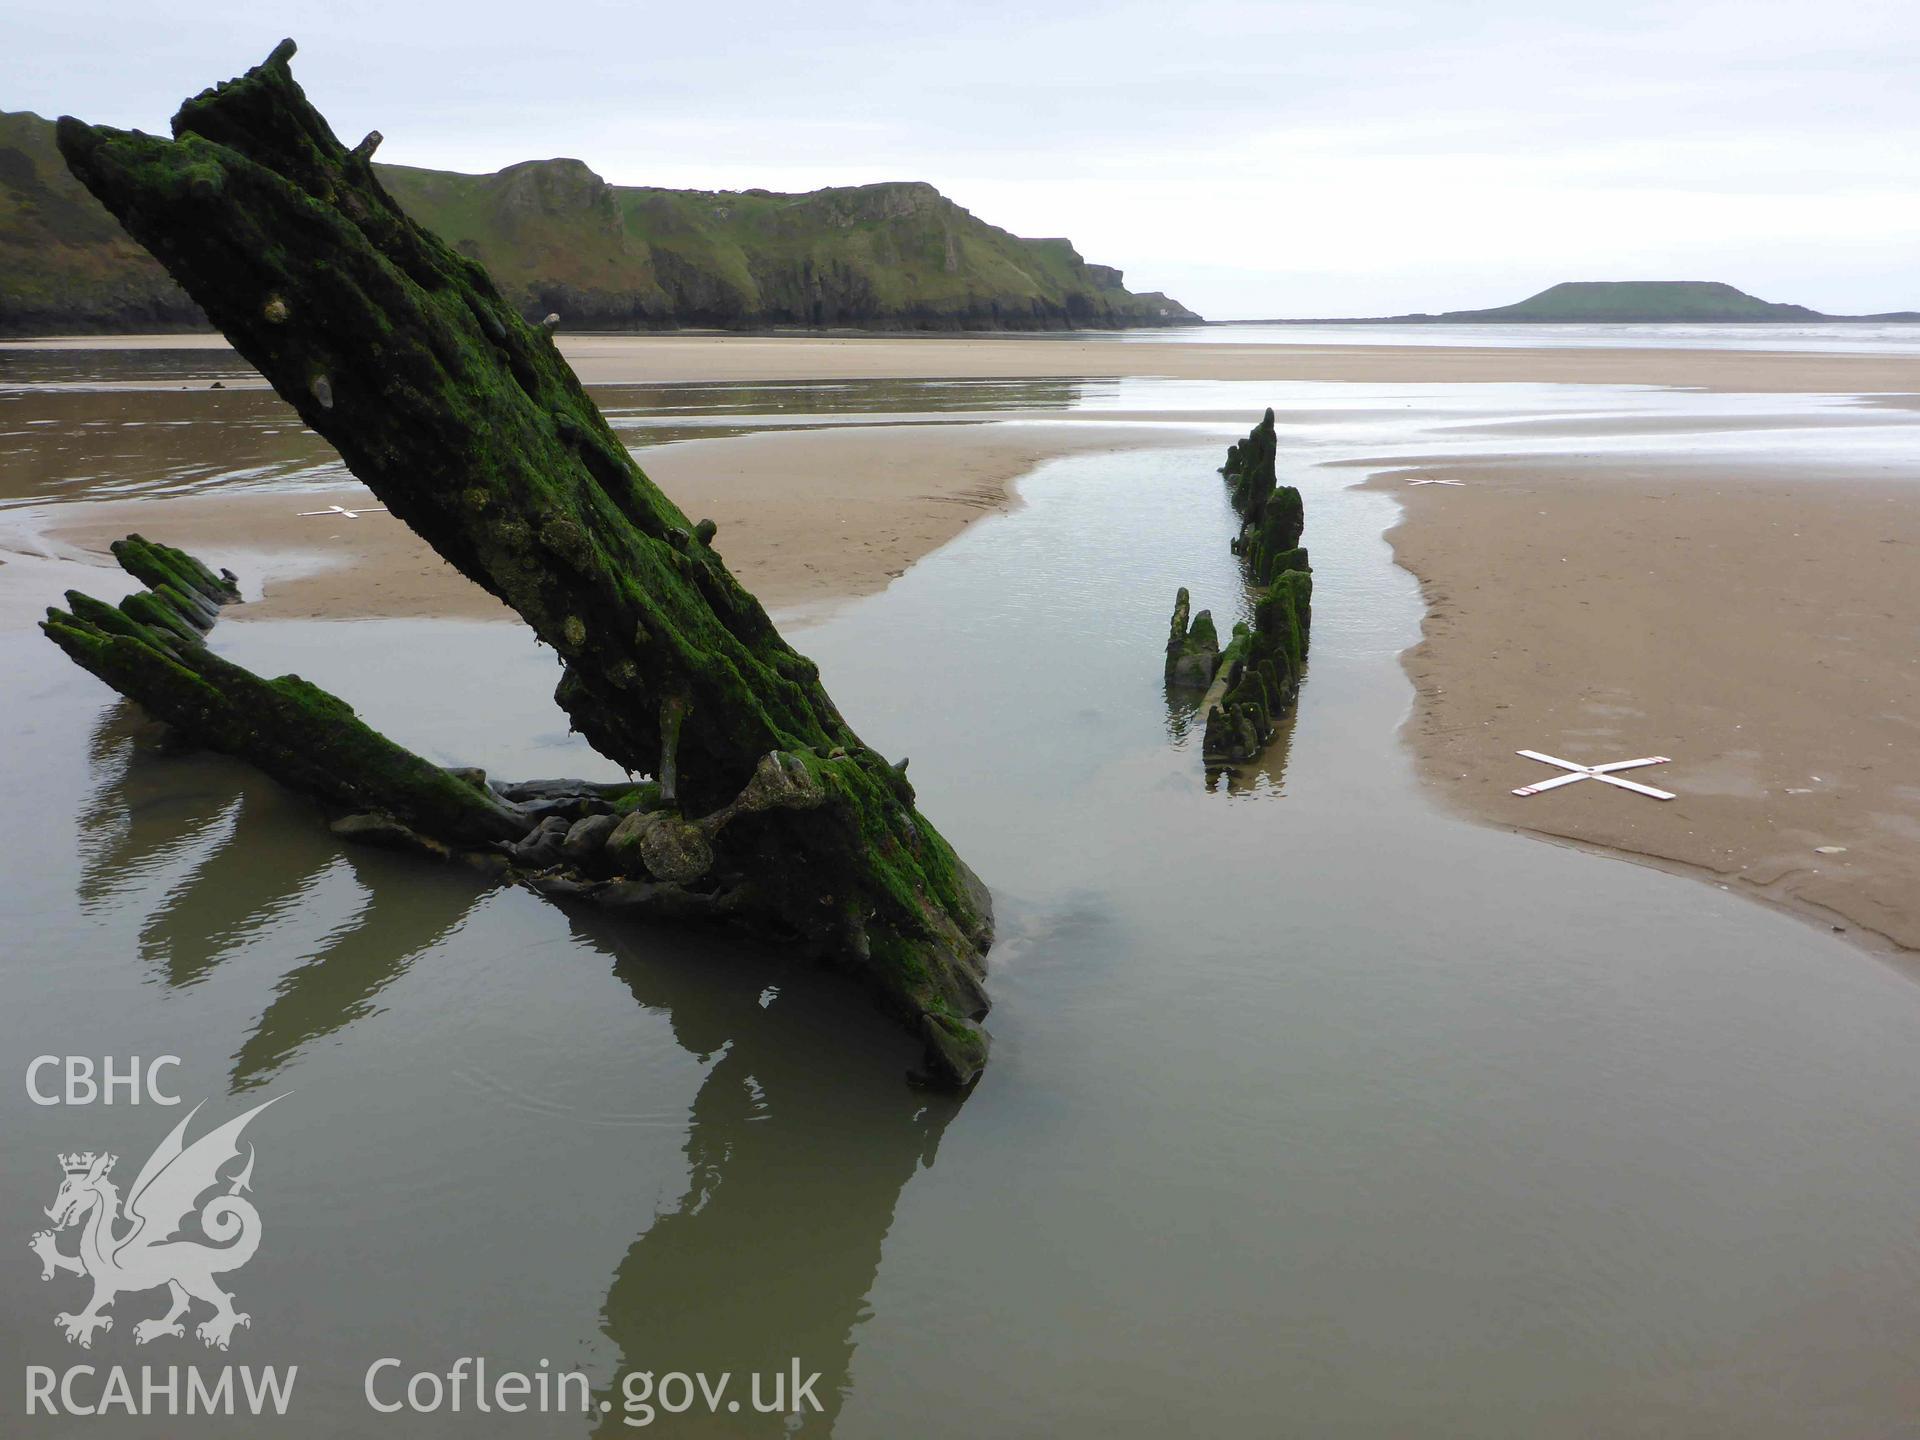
1104;321;1920;355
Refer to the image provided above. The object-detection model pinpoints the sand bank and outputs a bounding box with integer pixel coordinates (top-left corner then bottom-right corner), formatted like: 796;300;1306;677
2;420;1200;626
1362;458;1920;953
9;330;1916;955
7;329;1920;394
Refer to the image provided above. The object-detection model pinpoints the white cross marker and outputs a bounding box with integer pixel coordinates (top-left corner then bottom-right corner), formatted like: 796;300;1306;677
297;504;389;519
1408;478;1464;486
1511;750;1675;800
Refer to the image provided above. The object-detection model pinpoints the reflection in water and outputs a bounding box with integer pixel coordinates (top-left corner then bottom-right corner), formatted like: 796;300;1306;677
78;712;346;988
1164;674;1300;797
75;703;492;1087
565;905;955;1437
0;360;1114;509
0;385;346;507
599;372;1113;416
595;377;1113;452
68;685;942;1435
80;703;337;987
1163;686;1198;746
229;849;486;1091
0;347;257;385
138;812;336;990
1204;703;1298;797
597;375;1106;424
77;702;249;920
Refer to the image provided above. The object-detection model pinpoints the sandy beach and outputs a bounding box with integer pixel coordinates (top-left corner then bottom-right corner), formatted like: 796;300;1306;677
1362;456;1920;953
5;420;1198;624
25;12;1920;1428
10;329;1920;393
4;330;1916;956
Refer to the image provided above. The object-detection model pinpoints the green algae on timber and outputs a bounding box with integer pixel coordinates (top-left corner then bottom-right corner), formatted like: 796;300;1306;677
48;40;993;1087
44;547;530;848
1164;586;1221;690
1167;408;1315;767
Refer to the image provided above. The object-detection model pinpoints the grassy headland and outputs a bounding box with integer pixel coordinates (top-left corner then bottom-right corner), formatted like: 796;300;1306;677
0;109;1195;335
1251;280;1920;326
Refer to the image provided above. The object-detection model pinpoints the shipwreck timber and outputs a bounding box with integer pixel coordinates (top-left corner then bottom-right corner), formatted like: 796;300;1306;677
45;41;992;1087
1164;587;1220;690
1168;408;1314;766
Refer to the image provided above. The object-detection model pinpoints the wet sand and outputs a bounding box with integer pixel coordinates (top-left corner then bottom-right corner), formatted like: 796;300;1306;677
19;412;1920;1437
1362;458;1920;953
2;420;1200;624
8;328;1920;394
6;330;1916;957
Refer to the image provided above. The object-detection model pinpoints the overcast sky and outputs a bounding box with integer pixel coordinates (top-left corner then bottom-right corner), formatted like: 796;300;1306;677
8;1;1918;319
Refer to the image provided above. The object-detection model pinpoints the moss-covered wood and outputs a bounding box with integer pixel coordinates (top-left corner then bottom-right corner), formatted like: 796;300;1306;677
1164;586;1220;690
50;41;992;1087
44;545;529;846
1173;409;1315;766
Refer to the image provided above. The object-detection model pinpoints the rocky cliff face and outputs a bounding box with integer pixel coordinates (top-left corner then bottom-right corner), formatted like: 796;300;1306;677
0;110;1197;334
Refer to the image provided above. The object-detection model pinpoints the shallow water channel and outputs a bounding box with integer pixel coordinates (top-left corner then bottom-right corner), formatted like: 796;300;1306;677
4;358;1920;1436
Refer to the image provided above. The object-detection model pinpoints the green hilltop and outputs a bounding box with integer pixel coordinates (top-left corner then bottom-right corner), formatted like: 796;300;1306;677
1426;281;1826;323
1298;280;1920;325
0;109;1196;335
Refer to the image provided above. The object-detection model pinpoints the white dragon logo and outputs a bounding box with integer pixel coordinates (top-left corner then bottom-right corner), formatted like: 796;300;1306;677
29;1096;282;1351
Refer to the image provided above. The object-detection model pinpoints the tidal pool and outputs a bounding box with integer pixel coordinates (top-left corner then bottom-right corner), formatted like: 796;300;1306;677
3;359;1920;1436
